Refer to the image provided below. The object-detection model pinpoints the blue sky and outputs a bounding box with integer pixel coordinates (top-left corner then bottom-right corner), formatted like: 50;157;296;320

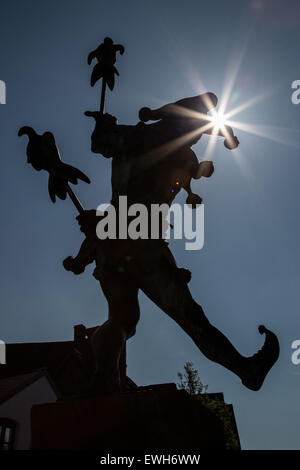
1;0;300;449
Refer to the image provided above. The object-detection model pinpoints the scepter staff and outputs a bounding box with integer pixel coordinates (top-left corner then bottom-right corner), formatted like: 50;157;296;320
87;37;125;113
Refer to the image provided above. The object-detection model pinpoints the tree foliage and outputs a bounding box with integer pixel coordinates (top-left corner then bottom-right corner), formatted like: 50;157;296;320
177;361;240;450
177;361;208;395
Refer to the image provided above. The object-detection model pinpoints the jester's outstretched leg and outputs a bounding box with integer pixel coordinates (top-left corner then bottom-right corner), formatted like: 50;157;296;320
134;242;279;391
64;228;279;392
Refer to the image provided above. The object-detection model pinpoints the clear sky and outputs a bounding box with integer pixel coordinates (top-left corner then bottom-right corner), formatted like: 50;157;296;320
1;0;300;450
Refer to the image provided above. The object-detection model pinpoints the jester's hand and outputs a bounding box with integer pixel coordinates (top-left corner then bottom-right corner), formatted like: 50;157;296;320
63;256;84;274
63;256;74;271
76;209;98;237
85;111;117;126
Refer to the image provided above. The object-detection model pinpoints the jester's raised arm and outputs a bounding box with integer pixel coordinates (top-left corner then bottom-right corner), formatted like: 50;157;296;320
84;111;130;157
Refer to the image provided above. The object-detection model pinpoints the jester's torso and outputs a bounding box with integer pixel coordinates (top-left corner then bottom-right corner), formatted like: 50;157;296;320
66;116;205;281
91;116;202;208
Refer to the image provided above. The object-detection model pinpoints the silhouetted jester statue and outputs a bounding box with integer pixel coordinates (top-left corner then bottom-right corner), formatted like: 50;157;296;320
19;37;279;395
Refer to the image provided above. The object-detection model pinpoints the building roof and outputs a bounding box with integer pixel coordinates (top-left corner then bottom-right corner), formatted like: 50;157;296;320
0;341;74;379
0;370;55;405
0;325;136;399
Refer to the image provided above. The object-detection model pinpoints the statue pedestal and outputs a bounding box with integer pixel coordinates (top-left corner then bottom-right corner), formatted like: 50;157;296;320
31;385;225;450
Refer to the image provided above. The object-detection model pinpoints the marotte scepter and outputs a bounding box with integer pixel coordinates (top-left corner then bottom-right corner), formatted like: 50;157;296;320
18;126;90;213
87;37;124;113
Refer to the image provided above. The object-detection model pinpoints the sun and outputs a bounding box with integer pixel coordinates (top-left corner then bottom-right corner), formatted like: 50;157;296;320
209;112;227;131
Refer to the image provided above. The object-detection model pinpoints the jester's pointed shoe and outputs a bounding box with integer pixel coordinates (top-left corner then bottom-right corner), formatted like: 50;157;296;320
241;325;280;391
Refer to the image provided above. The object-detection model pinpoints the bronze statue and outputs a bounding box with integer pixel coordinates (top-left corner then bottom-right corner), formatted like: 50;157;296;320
64;90;279;394
19;38;279;396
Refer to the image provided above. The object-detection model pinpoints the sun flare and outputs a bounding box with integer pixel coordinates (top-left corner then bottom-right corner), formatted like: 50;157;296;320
209;112;227;131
